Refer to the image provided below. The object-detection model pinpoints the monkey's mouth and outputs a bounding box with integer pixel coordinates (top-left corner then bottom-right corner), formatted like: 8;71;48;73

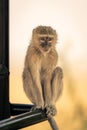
40;43;51;51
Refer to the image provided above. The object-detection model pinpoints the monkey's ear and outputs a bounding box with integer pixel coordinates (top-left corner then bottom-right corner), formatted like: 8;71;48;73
54;30;57;34
32;29;35;34
32;29;36;38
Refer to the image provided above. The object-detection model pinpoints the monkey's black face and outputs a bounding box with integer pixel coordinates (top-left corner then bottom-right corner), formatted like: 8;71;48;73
39;36;53;51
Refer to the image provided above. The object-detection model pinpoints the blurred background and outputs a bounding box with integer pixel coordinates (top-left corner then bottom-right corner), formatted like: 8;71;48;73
9;0;87;130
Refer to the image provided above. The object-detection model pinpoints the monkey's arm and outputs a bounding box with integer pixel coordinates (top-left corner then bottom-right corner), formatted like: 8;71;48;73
24;53;44;109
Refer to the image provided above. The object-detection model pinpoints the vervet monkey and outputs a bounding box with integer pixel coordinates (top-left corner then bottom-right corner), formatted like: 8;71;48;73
22;26;63;130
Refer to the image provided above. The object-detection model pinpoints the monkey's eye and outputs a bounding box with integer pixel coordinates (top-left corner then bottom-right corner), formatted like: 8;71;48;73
48;37;53;42
39;37;45;43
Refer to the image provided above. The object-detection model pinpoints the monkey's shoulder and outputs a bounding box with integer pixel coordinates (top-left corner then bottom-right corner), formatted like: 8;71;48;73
27;45;41;55
48;48;58;60
26;45;42;63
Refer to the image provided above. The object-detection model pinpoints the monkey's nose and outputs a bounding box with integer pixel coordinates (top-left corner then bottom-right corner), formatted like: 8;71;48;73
44;42;48;46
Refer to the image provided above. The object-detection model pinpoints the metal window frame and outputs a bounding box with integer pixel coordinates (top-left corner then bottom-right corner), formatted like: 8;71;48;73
0;0;48;129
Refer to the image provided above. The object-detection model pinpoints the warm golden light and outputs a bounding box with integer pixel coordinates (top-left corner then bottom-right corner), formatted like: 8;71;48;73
10;0;87;130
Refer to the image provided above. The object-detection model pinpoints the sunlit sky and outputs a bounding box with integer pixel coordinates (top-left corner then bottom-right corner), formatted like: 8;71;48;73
10;0;87;104
10;0;87;65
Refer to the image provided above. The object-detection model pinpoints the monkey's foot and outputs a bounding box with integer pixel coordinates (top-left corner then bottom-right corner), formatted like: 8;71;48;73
30;106;37;112
46;105;57;116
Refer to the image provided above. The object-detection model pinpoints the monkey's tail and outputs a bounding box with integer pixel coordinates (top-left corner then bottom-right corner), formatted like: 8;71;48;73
47;115;59;130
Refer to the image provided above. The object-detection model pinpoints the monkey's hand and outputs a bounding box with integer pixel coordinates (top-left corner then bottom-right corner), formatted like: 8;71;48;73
46;105;57;116
30;104;44;112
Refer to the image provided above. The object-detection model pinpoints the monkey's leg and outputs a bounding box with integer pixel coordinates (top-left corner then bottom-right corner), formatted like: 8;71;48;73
43;74;52;107
51;66;63;103
23;68;44;109
46;67;63;116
